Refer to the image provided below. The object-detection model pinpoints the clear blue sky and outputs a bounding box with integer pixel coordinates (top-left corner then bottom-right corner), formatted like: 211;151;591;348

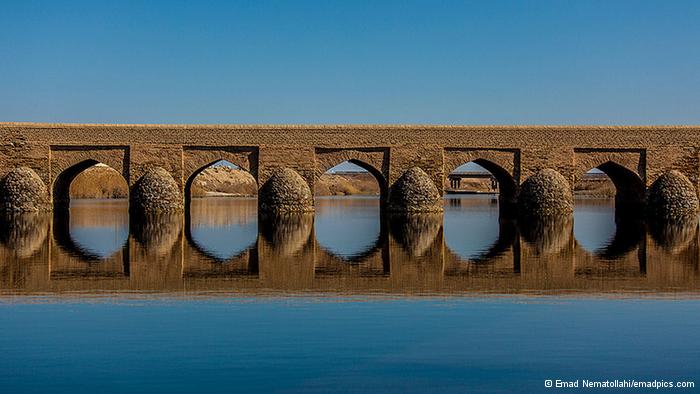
1;0;699;125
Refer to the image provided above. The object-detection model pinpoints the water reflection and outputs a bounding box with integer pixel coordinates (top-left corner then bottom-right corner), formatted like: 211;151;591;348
388;213;442;257
598;216;645;260
259;212;313;257
574;198;616;253
186;197;257;261
444;195;502;261
0;212;49;258
54;199;129;261
315;197;382;262
1;197;699;294
131;213;182;257
649;217;699;254
520;214;573;255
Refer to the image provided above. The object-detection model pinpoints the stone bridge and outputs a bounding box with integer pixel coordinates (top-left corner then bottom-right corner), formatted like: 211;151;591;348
1;123;699;218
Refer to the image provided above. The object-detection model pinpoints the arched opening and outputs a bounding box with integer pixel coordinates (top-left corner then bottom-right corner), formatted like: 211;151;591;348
184;160;258;262
445;160;517;209
574;162;646;260
314;160;386;262
53;160;129;208
52;161;129;261
575;162;646;216
315;160;387;200
185;160;257;202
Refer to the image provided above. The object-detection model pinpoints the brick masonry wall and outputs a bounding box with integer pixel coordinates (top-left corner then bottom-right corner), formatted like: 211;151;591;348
2;123;700;199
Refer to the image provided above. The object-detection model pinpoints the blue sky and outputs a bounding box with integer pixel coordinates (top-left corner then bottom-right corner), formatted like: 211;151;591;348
1;0;699;125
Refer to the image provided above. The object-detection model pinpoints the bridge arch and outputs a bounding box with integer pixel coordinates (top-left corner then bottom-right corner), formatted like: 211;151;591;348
575;160;646;215
315;148;389;201
316;159;388;200
184;159;258;204
184;159;258;267
574;149;646;215
445;159;518;205
52;159;129;209
444;149;519;207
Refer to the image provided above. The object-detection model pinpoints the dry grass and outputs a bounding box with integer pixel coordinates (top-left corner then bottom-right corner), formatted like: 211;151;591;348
574;178;616;197
315;173;380;196
70;166;128;199
190;166;257;197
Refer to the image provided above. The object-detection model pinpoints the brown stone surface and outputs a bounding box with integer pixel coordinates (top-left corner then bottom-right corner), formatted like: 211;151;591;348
0;167;50;212
518;169;573;217
131;167;183;213
258;168;314;213
2;123;700;213
647;170;699;221
388;167;443;212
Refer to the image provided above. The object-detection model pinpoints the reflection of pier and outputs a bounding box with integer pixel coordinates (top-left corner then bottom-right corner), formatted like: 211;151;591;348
1;210;699;295
447;172;498;193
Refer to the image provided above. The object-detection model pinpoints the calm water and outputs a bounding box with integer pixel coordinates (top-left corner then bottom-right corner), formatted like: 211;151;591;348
1;196;699;392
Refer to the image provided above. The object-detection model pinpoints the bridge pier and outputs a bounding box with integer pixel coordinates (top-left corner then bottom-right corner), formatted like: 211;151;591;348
517;169;574;218
258;168;314;214
0;167;51;213
647;170;699;222
388;167;443;212
130;167;183;213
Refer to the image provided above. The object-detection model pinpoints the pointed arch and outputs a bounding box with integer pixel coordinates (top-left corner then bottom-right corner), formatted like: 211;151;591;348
574;149;646;215
182;146;258;184
315;148;390;201
595;161;646;209
444;149;519;206
52;159;129;209
576;159;646;215
183;159;258;204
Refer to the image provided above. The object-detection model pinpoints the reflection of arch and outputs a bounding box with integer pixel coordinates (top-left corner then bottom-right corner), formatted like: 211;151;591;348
52;159;129;209
184;159;258;205
445;217;517;264
470;218;517;263
184;206;257;263
593;217;645;260
315;148;389;201
316;218;387;264
444;149;519;206
52;208;128;263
